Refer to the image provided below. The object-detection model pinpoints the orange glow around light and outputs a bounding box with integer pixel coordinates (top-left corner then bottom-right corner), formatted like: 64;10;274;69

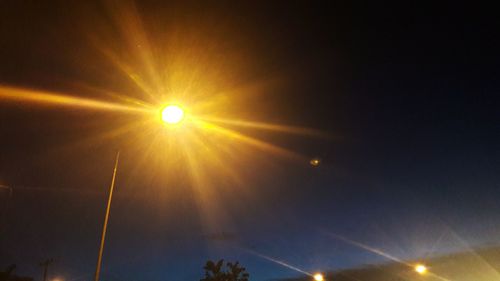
415;264;428;274
0;1;332;240
313;273;324;281
310;158;321;167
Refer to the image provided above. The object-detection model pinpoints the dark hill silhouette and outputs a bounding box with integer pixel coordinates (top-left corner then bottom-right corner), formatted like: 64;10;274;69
279;246;500;281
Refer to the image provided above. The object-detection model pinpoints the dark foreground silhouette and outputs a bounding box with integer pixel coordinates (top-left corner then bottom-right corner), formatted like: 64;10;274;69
279;246;500;281
201;260;249;281
0;265;33;281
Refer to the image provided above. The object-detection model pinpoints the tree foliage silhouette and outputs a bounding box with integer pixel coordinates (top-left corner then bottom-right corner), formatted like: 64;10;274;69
200;260;249;281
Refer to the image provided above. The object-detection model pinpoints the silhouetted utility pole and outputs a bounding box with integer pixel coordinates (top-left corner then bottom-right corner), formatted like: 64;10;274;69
39;259;54;281
94;152;120;281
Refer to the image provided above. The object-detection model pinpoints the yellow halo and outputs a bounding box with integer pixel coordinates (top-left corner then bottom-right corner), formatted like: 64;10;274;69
161;105;184;124
313;273;324;281
415;264;427;274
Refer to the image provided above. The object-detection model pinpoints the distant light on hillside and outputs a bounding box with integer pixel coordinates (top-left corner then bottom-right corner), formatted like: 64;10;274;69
415;264;428;274
310;158;321;167
313;273;324;281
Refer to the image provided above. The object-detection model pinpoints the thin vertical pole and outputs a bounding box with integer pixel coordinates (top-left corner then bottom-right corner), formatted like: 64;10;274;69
94;151;120;281
42;263;48;281
39;259;53;281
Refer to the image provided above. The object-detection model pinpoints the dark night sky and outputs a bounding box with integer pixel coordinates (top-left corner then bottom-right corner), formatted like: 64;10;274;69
1;1;499;281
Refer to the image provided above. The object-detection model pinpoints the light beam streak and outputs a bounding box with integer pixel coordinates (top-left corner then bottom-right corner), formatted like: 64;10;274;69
0;85;151;113
241;247;313;276
197;116;333;138
325;232;406;264
444;227;500;279
193;119;305;161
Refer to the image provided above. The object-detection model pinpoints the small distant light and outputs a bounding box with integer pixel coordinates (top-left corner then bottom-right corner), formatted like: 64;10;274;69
313;273;324;281
415;264;427;274
310;158;321;167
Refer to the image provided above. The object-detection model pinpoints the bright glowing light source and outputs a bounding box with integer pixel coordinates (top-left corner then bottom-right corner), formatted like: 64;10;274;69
310;158;321;167
313;273;324;281
415;264;428;274
161;105;184;124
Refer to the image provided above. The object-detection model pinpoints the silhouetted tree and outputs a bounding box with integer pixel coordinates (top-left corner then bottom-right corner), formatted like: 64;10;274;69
201;260;249;281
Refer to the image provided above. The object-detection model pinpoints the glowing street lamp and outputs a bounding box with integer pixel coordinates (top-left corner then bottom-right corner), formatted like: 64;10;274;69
415;264;428;274
95;104;188;281
161;105;184;124
313;273;324;281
